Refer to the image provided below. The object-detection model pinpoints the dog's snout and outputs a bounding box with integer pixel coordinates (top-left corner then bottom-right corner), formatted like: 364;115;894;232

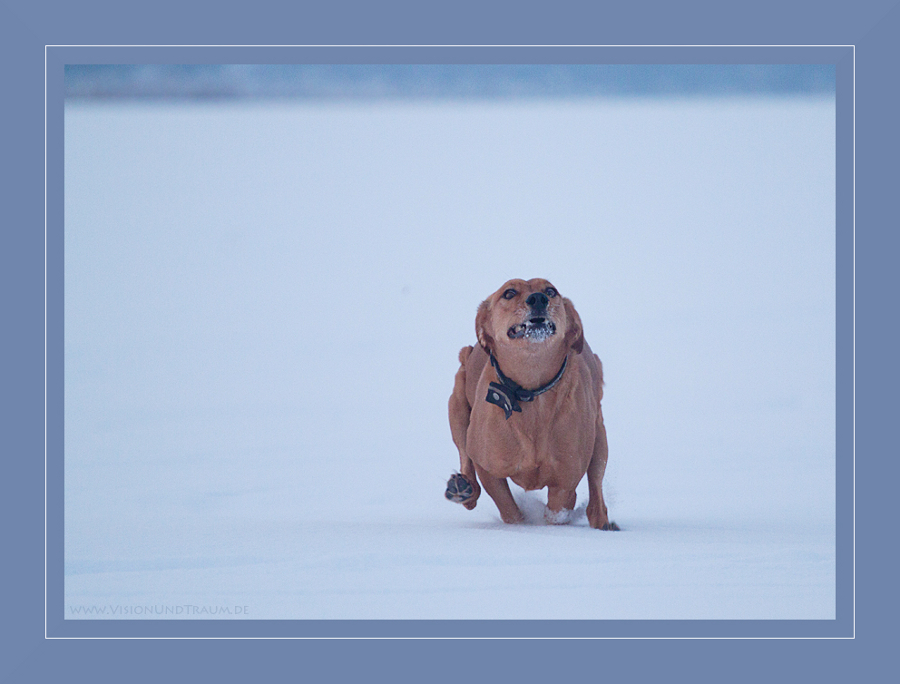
526;292;549;310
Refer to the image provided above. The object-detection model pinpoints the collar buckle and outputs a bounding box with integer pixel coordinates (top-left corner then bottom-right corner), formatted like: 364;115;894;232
485;353;568;420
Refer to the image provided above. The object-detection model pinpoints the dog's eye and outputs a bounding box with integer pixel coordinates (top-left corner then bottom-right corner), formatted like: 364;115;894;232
545;287;558;298
502;289;517;300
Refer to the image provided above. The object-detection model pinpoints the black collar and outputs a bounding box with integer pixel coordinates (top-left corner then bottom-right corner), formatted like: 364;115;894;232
485;352;568;420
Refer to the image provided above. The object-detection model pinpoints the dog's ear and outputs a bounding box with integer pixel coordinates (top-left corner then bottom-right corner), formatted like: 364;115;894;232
475;299;494;353
562;297;584;354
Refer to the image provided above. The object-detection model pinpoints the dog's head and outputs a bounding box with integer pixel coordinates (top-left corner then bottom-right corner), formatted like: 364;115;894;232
475;278;584;357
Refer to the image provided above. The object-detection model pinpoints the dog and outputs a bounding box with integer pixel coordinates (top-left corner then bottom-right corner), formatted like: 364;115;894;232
446;278;618;530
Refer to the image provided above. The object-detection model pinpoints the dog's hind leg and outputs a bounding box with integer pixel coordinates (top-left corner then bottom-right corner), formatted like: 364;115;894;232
586;409;619;531
474;464;525;524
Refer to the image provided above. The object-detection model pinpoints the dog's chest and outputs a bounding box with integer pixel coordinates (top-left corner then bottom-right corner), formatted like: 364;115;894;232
469;395;594;489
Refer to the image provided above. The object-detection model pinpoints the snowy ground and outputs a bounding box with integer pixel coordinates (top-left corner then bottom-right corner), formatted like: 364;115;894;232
63;96;835;620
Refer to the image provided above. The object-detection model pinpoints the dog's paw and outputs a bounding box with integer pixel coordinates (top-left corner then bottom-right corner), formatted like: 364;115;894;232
445;473;475;504
544;507;573;525
601;521;621;531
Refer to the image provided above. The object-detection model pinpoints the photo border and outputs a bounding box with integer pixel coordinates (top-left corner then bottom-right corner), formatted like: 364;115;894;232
46;44;853;640
9;0;898;677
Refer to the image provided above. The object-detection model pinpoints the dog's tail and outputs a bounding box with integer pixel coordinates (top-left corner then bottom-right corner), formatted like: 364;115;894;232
458;345;473;365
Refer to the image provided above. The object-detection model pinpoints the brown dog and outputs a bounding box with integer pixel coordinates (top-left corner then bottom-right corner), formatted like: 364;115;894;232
446;278;618;530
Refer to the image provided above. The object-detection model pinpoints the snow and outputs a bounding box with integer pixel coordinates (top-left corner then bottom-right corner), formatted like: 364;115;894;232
63;96;835;620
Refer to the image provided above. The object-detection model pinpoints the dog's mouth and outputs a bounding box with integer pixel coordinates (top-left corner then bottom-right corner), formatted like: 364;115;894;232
507;317;557;342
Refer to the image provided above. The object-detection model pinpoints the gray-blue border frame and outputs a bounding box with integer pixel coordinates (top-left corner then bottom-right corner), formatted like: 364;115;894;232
46;45;853;639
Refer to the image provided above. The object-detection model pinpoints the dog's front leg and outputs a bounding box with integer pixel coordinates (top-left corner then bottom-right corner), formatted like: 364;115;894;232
546;487;577;524
447;359;481;509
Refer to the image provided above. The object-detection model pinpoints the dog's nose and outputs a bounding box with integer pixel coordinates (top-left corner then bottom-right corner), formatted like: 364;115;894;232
526;292;549;310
